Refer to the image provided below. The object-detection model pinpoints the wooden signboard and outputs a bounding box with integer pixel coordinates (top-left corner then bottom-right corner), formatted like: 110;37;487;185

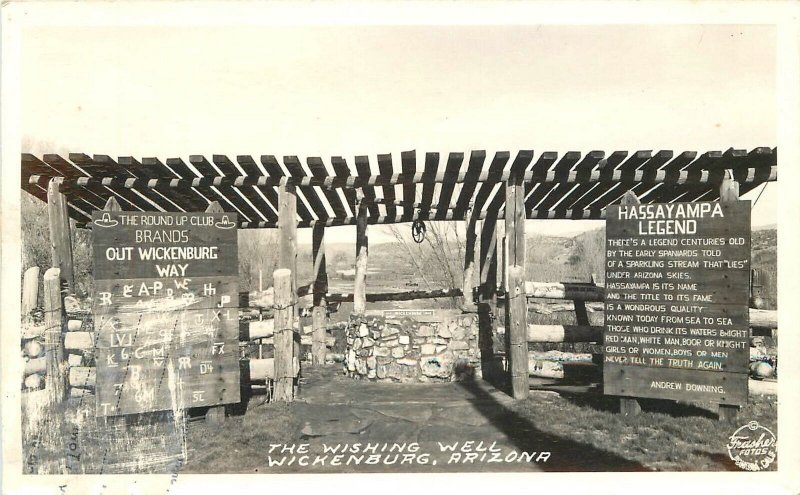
604;201;750;406
92;211;239;416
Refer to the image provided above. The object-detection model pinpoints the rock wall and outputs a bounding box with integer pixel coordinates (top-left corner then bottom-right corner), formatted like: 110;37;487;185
345;310;480;382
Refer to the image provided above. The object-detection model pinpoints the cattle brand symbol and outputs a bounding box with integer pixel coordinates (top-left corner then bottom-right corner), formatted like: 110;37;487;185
726;421;776;471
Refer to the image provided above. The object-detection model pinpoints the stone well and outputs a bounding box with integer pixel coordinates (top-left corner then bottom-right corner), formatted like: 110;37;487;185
344;309;480;382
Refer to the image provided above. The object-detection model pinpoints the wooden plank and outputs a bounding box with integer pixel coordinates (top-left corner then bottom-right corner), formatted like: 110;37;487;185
605;364;748;405
377;153;397;218
234;155;278;222
284;155;327;221
452;150;486;219
354;198;368;315
21;154;59;202
551;151;605;211
43;268;67;403
434;153;465;220
92;154;159;212
399;151;417;222
214;154;275;223
311;224;328;365
589;151;651;210
308;157;347;218
69;153;141;212
47;179;76;291
56;162;777;194
331;157;357;215
475;152;510;215
526;151;577;215
417;152;440;219
117;156;187;212
604;198;751;408
92;208;240;416
42;154;104;215
355;156;380;219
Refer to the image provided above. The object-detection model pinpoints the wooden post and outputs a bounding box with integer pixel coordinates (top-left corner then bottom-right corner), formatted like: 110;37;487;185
311;224;328;365
273;268;295;402
505;175;528;399
478;217;499;381
618;190;642;416
277;182;299;398
354;196;368;316
43;267;67;403
462;206;477;311
718;170;742;422
47;178;75;292
22;266;41;319
204;201;227;423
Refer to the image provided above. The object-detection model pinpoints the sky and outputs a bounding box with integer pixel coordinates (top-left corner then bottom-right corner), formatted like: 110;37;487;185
20;24;777;244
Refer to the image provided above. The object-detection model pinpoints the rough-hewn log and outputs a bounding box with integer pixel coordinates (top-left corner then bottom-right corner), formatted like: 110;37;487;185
43;268;67;403
505;171;528;399
327;288;463;303
47;179;75;291
23;339;44;359
68;366;96;388
272;269;295;402
312;224;328;365
525;281;605;301
507;266;529;399
750;309;777;329
527;324;603;343
66;319;83;332
22;266;40;317
24;357;46;376
462;206;477;310
51;165;778;190
64;331;94;351
354;197;368;315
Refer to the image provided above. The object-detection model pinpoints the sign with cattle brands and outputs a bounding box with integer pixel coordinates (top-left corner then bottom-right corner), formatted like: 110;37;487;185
92;211;239;416
603;201;750;405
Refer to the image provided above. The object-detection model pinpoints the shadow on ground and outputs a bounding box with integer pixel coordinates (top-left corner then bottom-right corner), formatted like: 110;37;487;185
457;379;648;472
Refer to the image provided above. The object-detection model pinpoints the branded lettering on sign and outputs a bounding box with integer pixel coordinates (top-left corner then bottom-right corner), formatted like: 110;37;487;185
92;211;240;416
604;201;750;405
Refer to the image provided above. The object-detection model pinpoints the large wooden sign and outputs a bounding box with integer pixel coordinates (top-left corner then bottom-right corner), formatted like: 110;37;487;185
604;201;750;405
92;211;239;416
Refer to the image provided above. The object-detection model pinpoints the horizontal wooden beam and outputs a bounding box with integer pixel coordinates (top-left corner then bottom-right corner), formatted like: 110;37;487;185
525;281;605;301
28;165;777;191
527;324;603;343
326;287;463;303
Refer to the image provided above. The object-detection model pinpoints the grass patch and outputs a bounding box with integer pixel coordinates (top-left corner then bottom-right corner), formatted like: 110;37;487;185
508;391;777;471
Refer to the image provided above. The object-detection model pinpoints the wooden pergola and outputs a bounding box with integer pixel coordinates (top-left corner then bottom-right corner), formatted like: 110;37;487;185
21;147;778;401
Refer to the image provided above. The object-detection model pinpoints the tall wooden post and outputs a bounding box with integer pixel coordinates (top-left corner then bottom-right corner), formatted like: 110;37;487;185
205;201;227;422
276;182;298;401
43;267;67;404
478;217;498;381
22;266;41;319
462;206;477;311
354;196;368;316
47;178;75;292
505;175;528;399
618;190;642;416
719;170;741;423
311;224;328;365
273;269;296;402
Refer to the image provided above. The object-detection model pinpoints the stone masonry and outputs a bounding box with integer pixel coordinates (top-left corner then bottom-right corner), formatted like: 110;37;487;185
345;310;480;382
